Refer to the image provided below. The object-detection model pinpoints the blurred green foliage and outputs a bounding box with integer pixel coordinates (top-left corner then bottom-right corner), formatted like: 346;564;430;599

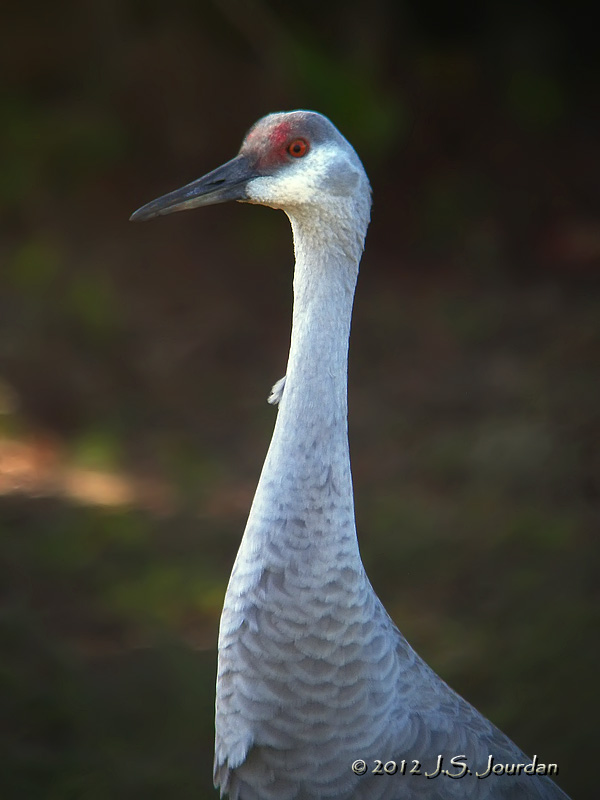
1;94;127;208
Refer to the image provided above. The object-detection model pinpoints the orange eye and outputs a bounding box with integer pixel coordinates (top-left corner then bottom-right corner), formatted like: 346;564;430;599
287;139;308;158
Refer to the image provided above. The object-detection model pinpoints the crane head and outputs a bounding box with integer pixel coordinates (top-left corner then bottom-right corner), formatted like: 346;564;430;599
130;111;370;222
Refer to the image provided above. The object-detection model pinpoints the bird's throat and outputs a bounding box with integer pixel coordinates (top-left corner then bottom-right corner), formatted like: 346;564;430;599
240;219;362;567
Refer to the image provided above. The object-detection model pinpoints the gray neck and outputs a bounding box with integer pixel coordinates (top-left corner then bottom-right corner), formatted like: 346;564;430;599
274;212;358;497
236;207;365;576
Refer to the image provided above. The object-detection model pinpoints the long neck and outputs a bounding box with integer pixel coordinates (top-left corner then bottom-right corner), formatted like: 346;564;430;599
274;213;358;504
237;207;366;575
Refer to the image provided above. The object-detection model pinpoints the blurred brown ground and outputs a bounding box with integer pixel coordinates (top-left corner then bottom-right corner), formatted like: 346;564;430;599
0;2;598;798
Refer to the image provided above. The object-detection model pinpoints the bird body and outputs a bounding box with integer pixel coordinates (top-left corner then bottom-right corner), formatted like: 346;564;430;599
131;111;570;800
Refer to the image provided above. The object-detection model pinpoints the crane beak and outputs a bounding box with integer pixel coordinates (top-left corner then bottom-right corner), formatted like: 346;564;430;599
129;154;257;222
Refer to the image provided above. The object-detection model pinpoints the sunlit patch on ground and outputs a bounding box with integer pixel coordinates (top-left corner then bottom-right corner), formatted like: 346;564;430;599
0;434;174;512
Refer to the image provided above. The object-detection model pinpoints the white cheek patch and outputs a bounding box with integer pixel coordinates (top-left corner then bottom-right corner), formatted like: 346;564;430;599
245;147;361;209
246;172;316;208
245;176;280;206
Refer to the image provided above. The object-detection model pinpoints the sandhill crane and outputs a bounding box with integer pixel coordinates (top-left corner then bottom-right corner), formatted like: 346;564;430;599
131;111;570;800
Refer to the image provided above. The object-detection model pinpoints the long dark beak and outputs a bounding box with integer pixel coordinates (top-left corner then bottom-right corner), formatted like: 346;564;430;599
130;154;257;222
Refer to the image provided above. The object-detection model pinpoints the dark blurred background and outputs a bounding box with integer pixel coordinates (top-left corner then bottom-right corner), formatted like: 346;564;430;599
1;1;598;798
